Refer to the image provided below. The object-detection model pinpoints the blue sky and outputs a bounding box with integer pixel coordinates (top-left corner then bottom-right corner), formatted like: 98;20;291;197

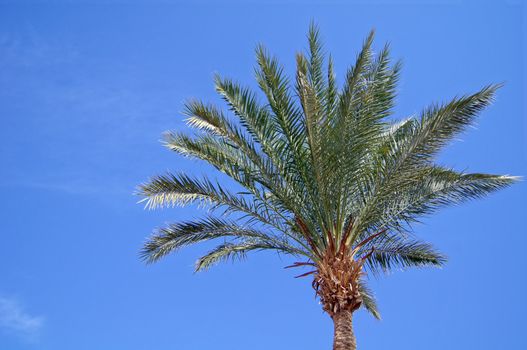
0;1;525;349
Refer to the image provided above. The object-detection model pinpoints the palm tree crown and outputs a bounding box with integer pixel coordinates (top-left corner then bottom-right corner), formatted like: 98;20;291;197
138;24;517;326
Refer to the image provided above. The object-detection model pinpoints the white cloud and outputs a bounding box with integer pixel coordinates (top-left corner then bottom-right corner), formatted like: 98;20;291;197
0;296;44;342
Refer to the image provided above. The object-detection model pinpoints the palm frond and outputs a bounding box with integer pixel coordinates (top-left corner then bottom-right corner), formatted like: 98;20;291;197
195;239;306;272
307;22;326;103
141;217;264;263
141;217;308;265
358;280;381;320
363;234;446;275
386;85;501;171
370;167;519;234
138;172;287;230
325;55;337;118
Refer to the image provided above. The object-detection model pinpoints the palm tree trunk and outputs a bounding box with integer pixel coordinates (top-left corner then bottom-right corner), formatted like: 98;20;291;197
332;310;356;350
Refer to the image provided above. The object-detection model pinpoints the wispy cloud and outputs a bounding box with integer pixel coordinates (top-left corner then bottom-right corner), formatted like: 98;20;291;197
0;296;44;342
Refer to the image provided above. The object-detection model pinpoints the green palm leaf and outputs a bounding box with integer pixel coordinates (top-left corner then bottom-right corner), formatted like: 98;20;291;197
139;24;518;324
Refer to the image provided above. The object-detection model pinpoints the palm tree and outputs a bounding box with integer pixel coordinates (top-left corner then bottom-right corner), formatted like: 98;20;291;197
138;24;517;350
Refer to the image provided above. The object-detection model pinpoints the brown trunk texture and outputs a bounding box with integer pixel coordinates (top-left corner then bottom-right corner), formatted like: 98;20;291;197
332;310;356;350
